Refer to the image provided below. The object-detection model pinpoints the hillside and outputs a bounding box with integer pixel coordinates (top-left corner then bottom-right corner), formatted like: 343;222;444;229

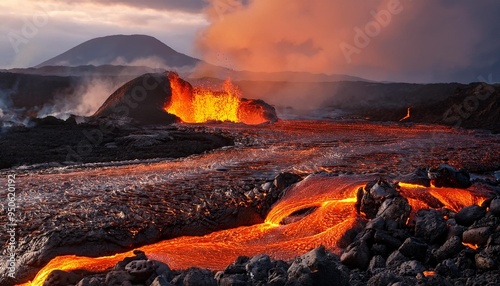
36;35;200;68
358;83;500;132
1;70;498;132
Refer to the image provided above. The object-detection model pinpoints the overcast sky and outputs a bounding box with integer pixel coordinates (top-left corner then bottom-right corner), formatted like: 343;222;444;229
1;0;499;83
0;0;208;68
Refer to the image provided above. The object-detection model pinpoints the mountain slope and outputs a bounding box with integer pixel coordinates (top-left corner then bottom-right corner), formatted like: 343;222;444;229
32;34;367;82
36;34;200;68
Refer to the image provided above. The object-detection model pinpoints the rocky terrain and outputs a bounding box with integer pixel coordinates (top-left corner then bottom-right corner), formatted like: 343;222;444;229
2;67;499;132
0;117;233;169
1;120;499;285
35;166;500;286
1;27;498;286
360;82;500;133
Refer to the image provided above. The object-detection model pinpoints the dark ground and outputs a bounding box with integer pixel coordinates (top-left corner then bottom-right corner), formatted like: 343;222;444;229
0;117;233;169
1;120;499;285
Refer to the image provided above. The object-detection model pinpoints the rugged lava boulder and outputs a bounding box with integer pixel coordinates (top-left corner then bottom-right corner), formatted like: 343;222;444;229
93;73;178;125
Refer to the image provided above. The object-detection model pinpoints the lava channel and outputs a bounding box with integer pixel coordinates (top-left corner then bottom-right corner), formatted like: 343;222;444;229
23;175;490;286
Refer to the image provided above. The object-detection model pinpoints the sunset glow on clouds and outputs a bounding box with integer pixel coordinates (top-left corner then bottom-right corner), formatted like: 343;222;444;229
198;0;500;82
0;0;207;68
0;0;499;82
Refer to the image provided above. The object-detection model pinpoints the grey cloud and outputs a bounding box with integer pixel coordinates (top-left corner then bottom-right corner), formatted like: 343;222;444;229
50;0;207;13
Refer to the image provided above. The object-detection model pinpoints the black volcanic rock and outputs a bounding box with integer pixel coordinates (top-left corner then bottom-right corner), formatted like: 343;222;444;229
434;236;464;260
246;254;273;282
0;71;79;110
0;123;233;168
173;268;217;286
414;209;447;244
93;72;177;125
37;35;200;68
490;198;500;216
288;246;349;286
427;164;472;189
462;227;492;246
125;260;156;281
359;82;500;132
398;237;428;261
357;180;399;219
341;240;371;270
455;205;486;227
43;270;82;286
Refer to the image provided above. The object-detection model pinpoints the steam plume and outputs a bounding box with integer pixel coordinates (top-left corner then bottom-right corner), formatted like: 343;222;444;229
37;78;120;119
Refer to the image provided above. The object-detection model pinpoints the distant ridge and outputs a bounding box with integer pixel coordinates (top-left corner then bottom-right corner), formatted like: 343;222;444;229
32;34;368;82
36;34;200;68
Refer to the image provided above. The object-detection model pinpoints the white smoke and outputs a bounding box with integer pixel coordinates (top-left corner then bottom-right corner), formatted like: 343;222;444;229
0;82;32;130
36;77;120;119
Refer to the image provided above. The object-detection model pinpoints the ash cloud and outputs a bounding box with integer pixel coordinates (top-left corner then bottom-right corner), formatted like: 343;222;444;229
197;0;500;83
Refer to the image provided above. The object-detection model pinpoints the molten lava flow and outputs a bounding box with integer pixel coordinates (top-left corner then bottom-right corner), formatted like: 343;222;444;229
24;177;491;286
399;107;411;121
24;176;365;286
397;182;489;213
164;72;195;122
164;73;269;124
19;254;132;286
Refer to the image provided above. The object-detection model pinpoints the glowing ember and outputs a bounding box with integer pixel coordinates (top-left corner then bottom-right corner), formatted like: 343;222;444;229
423;270;436;277
462;242;478;250
164;73;272;124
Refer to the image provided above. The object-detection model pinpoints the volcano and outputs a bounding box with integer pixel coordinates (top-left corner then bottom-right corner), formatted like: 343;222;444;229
36;35;200;68
93;72;278;125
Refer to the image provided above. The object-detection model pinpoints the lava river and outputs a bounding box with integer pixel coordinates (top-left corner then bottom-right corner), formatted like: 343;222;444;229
4;121;500;285
23;174;490;286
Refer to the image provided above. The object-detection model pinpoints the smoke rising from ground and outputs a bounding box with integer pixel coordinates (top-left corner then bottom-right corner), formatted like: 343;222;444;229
33;56;194;119
0;81;31;130
36;78;121;119
197;0;500;83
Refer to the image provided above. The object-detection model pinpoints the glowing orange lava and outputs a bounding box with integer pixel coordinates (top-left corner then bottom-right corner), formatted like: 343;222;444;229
23;176;365;286
397;182;488;213
423;270;436;277
399;107;411;121
462;242;478;250
23;177;491;286
164;73;269;124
